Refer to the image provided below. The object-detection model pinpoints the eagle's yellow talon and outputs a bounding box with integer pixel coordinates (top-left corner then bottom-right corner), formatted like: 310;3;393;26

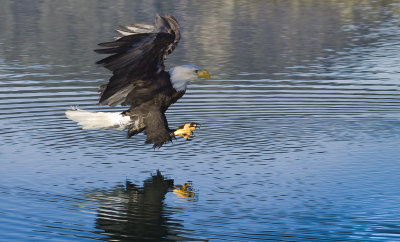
174;122;198;139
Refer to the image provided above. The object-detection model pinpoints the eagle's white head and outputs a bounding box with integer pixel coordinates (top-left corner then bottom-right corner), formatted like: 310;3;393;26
169;65;210;91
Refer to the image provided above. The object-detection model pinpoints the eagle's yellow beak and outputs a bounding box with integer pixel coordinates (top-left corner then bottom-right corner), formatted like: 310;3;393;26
197;69;210;79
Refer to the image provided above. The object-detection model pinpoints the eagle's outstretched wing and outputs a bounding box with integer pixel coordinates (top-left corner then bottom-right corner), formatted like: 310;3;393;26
95;14;180;107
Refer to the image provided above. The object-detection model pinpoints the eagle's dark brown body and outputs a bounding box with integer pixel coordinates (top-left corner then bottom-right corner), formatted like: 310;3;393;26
122;71;185;147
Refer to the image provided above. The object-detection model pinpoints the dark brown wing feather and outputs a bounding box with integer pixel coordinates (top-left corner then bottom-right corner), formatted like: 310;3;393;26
95;14;180;107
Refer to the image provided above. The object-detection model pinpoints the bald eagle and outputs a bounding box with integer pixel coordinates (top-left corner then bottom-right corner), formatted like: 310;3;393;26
66;14;210;148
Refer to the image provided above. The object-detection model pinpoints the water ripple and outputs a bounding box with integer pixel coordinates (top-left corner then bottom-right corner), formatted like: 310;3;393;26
1;68;400;155
1;1;400;241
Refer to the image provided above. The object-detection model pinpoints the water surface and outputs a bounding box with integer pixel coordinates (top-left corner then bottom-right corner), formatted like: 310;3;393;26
1;1;400;241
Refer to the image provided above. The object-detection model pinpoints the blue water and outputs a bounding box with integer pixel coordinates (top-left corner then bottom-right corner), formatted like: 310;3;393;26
1;1;400;241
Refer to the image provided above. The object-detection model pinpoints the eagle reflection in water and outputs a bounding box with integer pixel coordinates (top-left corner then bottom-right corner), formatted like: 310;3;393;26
88;171;201;241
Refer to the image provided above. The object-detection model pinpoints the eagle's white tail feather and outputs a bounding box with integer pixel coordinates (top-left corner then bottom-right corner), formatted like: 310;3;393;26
65;108;132;130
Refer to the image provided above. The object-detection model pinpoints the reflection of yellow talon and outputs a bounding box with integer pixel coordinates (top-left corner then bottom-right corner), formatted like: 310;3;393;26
173;182;195;199
173;122;198;139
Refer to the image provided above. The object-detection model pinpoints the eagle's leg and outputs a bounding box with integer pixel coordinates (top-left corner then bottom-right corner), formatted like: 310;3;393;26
172;122;199;139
